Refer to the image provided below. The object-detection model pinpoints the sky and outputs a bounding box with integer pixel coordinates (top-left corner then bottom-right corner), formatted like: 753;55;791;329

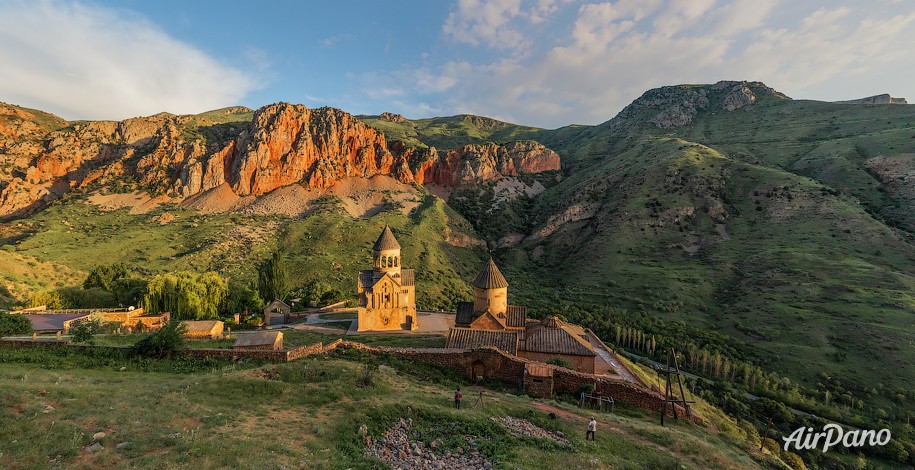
1;0;914;128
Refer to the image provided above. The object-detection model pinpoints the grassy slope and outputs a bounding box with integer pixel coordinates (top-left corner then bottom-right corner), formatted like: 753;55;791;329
0;345;789;470
3;192;484;311
277;195;484;310
485;88;915;428
359;114;545;150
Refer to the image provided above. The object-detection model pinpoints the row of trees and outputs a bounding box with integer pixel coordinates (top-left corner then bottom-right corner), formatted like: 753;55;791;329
21;249;349;321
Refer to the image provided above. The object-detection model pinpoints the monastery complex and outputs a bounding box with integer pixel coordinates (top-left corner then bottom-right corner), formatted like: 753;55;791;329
357;226;622;375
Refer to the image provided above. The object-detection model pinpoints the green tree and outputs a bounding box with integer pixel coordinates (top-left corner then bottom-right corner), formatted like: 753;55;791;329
58;286;116;309
144;271;228;320
70;319;102;345
258;251;288;302
0;313;32;336
130;320;187;358
27;290;64;309
83;263;130;291
225;278;264;314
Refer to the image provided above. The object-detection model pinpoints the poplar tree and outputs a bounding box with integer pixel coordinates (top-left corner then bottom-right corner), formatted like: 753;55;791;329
258;250;289;302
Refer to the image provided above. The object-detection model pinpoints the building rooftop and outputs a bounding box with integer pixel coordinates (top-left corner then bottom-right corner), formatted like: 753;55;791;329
233;331;283;348
373;225;401;251
181;320;223;332
455;302;525;328
446;327;520;355
523;316;596;356
359;269;415;288
472;258;509;289
23;313;90;332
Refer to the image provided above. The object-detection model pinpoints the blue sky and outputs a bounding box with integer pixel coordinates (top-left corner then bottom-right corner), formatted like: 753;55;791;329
1;0;914;128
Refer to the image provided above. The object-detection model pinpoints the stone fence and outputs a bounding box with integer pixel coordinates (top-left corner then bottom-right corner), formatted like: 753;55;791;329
0;338;690;417
327;341;692;418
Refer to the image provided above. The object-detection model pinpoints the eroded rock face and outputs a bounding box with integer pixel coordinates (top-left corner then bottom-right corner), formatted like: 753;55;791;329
0;102;561;218
838;94;908;105
721;84;756;111
413;141;561;186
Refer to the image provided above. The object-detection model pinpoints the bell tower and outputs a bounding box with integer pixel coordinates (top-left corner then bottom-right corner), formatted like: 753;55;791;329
472;258;508;315
372;225;401;280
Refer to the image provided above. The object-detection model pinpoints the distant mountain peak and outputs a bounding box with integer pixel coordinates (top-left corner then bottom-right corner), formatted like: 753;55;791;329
608;80;790;130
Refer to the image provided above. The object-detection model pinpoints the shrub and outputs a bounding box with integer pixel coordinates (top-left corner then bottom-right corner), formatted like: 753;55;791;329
357;363;377;388
0;313;32;336
547;357;573;369
130;320;187;358
70;319;102;345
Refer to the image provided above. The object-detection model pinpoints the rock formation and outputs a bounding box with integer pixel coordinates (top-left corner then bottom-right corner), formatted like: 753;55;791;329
838;94;908;105
0;102;561;218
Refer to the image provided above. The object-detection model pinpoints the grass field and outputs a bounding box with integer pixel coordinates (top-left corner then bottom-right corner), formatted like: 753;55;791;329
0;345;794;469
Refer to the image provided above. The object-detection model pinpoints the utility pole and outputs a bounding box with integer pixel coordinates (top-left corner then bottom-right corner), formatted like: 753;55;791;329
659;347;692;425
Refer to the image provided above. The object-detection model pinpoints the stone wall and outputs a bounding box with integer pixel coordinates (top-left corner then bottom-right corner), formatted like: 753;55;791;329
0;338;691;417
330;342;691;418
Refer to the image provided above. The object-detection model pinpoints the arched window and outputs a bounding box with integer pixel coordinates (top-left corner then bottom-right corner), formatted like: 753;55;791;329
393;257;398;267
382;256;388;268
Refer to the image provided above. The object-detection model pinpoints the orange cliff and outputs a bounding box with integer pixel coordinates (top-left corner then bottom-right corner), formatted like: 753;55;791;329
0;102;561;218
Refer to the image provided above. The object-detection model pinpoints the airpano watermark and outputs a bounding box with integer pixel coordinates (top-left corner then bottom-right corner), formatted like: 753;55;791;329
782;424;892;453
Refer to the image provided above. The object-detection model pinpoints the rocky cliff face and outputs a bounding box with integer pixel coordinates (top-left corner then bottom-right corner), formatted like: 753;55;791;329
838;94;908;105
0;102;561;218
411;141;561;186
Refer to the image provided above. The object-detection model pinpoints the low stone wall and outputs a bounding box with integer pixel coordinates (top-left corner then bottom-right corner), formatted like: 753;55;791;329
0;338;691;417
287;342;325;361
181;348;289;362
330;341;689;417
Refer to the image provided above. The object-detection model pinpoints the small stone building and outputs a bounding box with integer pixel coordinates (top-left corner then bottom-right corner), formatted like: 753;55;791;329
181;320;225;339
447;259;603;374
233;331;283;350
264;300;291;326
356;226;417;331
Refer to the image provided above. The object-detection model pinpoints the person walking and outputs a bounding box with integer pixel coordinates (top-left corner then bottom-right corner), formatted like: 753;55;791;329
586;417;597;441
454;388;463;409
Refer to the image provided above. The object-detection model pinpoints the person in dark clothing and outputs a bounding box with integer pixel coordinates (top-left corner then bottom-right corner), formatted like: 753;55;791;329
454;388;463;409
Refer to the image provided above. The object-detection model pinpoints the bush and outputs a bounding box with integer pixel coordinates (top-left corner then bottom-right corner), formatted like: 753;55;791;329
0;313;32;336
357;363;377;388
130;320;187;358
70;319;102;345
546;357;573;369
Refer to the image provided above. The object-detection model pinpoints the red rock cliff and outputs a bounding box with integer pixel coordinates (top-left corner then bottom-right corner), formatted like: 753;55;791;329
0;102;560;217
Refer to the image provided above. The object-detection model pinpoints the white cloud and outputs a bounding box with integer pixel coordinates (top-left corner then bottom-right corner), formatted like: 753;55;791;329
442;0;573;51
0;0;256;120
397;0;915;128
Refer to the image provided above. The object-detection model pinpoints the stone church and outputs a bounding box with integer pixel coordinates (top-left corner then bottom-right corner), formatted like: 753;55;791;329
356;226;417;331
448;258;614;374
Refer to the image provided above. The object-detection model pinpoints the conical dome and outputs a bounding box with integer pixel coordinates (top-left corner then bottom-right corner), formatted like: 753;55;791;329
373;225;400;251
472;258;508;289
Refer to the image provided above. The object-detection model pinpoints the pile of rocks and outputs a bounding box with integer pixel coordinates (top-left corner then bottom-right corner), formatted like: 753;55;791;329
363;418;493;470
491;417;569;445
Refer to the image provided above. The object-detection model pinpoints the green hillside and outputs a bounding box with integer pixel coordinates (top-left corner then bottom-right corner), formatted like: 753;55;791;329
436;83;915;467
0;340;795;469
359;113;544;150
3;87;915;467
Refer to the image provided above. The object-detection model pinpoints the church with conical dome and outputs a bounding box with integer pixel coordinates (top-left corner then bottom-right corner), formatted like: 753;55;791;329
356;226;417;331
447;258;610;374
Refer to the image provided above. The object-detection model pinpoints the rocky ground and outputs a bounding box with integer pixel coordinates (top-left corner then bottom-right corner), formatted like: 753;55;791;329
490;416;569;445
363;418;493;470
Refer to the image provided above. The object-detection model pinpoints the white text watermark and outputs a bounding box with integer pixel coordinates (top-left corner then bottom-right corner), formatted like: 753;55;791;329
782;424;891;453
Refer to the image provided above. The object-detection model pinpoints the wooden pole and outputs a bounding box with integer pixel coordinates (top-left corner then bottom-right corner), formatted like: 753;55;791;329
759;417;772;452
